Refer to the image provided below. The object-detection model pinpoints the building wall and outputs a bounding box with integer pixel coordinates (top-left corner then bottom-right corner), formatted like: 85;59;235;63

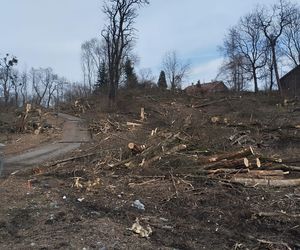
281;66;300;97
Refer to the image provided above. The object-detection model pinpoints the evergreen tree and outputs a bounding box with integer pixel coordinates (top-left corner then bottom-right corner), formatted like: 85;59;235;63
124;58;138;88
157;70;167;89
95;61;108;92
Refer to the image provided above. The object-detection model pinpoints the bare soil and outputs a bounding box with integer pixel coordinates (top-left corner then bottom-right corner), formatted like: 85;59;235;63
0;90;299;250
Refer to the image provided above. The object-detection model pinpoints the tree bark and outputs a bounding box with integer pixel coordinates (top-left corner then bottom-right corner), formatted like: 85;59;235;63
271;44;282;94
253;66;259;93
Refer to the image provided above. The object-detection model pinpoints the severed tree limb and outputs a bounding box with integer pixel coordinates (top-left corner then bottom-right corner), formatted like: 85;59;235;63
141;132;178;156
47;152;97;167
108;156;135;168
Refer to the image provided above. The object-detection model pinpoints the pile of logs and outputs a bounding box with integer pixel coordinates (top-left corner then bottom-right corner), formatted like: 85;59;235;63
197;147;300;187
124;137;300;187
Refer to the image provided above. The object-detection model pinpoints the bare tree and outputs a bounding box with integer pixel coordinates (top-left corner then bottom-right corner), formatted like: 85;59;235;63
282;7;300;67
257;0;297;93
31;68;58;107
64;82;91;103
101;0;149;102
219;28;249;92
162;50;189;90
20;69;28;106
10;69;20;106
0;54;18;105
236;13;268;92
81;38;106;93
139;68;155;87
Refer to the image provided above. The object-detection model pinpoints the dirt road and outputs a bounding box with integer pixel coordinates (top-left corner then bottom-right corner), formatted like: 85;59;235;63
2;113;90;176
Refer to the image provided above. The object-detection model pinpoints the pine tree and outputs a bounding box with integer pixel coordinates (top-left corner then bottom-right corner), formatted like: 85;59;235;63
124;58;138;88
95;61;108;92
157;70;167;89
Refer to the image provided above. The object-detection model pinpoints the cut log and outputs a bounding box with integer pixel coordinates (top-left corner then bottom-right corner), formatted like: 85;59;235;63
203;158;247;170
207;147;254;163
230;177;300;187
128;143;146;154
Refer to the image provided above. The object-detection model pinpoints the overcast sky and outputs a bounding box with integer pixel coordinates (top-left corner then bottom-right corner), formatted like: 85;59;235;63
1;0;279;86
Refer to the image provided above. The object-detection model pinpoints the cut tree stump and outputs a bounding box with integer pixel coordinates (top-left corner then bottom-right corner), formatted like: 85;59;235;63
128;143;146;154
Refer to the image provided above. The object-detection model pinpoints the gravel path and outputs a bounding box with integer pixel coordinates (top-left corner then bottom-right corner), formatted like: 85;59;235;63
1;113;91;176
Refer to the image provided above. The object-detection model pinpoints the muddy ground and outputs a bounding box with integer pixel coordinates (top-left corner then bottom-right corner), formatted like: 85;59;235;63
0;89;300;249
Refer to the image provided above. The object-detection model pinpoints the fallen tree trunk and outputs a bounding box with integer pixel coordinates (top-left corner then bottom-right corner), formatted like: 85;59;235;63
266;164;300;172
255;211;300;218
206;147;254;163
203;158;247;170
230;177;300;187
207;169;286;177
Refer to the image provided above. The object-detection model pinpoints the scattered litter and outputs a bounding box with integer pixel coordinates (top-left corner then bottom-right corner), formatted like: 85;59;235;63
77;198;85;202
72;177;83;188
62;196;67;200
128;218;152;238
132;200;145;210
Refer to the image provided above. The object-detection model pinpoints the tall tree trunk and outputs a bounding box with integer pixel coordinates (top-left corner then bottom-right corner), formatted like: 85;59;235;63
269;68;274;91
3;68;9;105
108;81;116;102
3;83;9;105
271;45;282;93
253;66;258;93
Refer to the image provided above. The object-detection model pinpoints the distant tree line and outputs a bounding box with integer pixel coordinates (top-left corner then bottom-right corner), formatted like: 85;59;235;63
0;53;92;108
219;0;300;93
80;0;191;102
